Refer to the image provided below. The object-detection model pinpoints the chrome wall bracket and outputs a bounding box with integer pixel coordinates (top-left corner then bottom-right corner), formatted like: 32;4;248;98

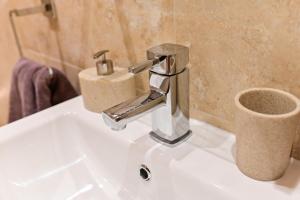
9;0;56;58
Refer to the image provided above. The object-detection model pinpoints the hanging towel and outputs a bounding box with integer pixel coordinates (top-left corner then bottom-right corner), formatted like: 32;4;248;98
8;58;78;123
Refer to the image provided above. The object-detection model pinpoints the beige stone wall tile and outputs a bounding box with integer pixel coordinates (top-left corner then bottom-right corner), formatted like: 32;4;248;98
174;0;300;131
1;0;300;131
0;0;175;125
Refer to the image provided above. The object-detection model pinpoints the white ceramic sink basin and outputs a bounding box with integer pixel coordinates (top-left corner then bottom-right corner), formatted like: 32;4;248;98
0;97;300;200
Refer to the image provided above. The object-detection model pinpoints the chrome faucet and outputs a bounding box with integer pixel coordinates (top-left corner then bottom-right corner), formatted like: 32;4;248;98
102;43;191;145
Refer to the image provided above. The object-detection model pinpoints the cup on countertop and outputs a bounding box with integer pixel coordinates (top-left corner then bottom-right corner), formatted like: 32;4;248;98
234;88;300;181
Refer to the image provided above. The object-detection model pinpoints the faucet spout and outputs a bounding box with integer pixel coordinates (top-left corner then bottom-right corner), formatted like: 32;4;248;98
102;90;165;131
101;43;191;146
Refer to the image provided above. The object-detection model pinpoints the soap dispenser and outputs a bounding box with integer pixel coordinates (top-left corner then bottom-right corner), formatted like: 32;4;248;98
94;50;114;75
79;49;136;113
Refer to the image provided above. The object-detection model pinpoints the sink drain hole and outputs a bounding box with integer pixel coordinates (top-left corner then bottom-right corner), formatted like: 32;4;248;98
140;164;151;181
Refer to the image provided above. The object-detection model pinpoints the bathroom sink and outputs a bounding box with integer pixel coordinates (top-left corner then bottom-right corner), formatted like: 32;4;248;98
0;97;300;200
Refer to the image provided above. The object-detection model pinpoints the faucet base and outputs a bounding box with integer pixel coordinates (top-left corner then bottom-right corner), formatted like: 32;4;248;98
149;130;192;146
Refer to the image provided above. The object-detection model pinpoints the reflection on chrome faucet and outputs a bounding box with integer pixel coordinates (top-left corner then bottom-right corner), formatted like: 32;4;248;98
102;43;191;146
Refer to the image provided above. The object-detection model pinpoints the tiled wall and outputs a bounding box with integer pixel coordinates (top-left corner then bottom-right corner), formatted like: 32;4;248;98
1;0;300;132
0;0;16;126
0;0;175;125
174;0;300;131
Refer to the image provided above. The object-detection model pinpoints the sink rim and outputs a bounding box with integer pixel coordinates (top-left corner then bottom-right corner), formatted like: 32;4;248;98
0;96;300;200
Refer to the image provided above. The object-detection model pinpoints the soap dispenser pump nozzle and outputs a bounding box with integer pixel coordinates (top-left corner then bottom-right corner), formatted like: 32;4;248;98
93;50;114;75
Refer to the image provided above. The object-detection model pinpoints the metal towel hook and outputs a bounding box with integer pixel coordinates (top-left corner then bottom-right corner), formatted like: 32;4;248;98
9;0;56;58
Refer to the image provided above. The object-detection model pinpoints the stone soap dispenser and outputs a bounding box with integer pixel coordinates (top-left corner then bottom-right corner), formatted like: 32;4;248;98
79;50;136;113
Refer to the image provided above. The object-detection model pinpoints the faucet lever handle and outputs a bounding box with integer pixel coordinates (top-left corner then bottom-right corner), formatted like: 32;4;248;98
128;59;160;74
128;56;167;74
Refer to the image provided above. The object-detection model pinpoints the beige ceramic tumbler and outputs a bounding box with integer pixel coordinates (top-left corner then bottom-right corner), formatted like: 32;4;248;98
235;88;300;181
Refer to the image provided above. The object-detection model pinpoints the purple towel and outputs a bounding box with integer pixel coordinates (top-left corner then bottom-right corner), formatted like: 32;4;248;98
8;58;78;123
